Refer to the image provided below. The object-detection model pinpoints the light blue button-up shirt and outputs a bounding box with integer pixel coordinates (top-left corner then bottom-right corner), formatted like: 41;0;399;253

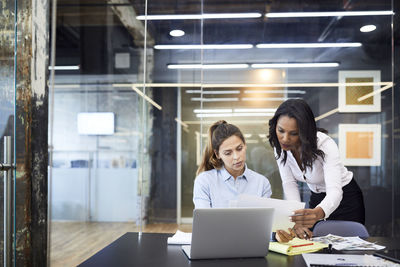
193;165;272;208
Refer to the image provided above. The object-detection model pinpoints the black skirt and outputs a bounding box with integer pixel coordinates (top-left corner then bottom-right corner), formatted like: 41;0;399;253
309;178;365;225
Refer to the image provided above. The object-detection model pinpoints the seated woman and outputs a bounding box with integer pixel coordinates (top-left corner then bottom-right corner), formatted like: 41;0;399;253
193;120;294;242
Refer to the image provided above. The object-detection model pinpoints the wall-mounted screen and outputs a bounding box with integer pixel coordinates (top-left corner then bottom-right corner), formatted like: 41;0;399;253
77;112;115;135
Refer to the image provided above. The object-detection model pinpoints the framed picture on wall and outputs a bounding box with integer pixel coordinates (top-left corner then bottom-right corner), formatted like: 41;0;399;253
338;124;381;166
338;70;381;112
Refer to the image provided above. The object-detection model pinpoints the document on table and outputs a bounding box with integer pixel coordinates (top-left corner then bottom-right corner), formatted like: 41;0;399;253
302;253;394;267
312;234;386;250
230;194;305;231
167;230;192;245
269;238;328;256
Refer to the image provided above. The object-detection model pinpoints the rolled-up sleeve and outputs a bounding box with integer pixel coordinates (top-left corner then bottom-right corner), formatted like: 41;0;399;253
317;138;344;218
193;174;212;208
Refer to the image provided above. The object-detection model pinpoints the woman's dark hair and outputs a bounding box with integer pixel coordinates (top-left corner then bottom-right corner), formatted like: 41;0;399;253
196;120;245;176
268;99;326;170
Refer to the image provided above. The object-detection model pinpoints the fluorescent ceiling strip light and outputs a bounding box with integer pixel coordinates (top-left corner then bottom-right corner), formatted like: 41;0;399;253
251;63;339;68
357;82;393;102
137;13;262;20
242;97;289;101
48;65;80;70
315;108;339;121
131;86;162;110
196;113;234;118
191;97;239;102
184;120;274;125
256;43;361;48
53;84;80;88
196;112;275;118
155;44;253;50
113;81;392;88
234;108;277;113
244;90;305;94
193;109;232;113
266;11;394;18
168;64;249;69
186;90;240;94
258;134;267;138
244;134;252;138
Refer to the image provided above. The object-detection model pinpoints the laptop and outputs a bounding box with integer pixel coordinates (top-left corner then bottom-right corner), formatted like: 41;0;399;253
182;207;274;260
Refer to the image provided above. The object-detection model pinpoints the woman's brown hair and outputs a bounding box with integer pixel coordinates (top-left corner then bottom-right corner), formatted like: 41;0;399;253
196;120;245;176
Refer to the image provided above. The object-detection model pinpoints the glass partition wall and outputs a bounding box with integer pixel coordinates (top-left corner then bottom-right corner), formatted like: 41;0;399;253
48;0;397;265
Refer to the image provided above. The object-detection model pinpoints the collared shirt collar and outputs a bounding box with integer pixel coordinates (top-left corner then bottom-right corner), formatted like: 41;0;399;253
220;164;249;181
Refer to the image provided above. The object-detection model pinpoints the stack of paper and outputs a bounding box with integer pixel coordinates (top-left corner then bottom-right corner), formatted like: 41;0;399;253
312;234;386;250
167;230;192;245
269;238;328;256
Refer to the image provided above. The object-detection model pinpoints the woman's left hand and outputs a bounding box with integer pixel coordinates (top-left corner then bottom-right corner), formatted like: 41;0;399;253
290;207;325;228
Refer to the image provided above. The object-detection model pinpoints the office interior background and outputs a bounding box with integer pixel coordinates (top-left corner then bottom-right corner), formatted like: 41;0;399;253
0;0;399;265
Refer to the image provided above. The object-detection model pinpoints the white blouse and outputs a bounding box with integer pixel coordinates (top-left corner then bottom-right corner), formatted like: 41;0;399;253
275;131;353;218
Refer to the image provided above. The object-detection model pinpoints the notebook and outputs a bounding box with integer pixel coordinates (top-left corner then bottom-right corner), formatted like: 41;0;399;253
182;207;274;260
269;237;328;256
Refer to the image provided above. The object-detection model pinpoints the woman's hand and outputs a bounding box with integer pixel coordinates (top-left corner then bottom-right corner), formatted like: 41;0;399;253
292;224;313;240
275;228;296;243
290;207;325;228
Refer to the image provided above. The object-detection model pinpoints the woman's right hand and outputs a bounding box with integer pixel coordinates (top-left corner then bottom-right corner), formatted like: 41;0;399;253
292;224;313;240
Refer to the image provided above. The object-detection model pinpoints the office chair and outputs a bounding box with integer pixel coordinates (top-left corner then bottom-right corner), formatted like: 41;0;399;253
313;220;369;238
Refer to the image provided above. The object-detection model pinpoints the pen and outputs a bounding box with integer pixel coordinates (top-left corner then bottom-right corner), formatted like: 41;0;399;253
291;243;313;248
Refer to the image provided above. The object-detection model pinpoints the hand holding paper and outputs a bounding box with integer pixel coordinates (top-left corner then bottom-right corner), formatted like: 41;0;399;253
232;194;305;231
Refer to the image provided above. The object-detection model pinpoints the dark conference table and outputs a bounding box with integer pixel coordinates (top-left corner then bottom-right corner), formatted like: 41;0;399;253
78;232;398;267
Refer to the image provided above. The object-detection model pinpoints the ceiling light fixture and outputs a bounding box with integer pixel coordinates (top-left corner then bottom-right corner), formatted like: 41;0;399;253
196;113;275;118
48;65;80;70
360;25;377;32
256;43;361;48
155;44;253;50
244;90;305;94
266;11;393;18
193;109;232;113
168;64;249;69
234;108;277;113
169;29;185;37
137;13;262;20
186;90;240;94
242;97;290;101
190;97;239;102
251;63;339;68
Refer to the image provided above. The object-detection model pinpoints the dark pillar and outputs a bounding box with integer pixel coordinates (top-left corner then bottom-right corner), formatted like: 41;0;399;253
393;1;400;237
15;0;49;265
148;88;178;222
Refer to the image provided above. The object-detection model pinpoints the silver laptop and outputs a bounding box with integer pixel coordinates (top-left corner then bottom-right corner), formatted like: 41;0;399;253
182;207;274;260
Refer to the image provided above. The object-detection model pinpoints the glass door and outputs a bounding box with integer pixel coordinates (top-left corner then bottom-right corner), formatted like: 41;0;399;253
0;0;17;266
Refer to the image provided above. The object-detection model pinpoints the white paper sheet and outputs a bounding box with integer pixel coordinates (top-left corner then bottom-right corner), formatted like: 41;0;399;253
167;230;192;245
230;194;305;231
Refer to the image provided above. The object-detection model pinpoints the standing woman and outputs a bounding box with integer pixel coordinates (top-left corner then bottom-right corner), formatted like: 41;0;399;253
268;99;365;238
193;120;272;208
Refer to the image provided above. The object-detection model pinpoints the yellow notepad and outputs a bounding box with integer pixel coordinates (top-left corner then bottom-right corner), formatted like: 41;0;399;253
269;238;328;256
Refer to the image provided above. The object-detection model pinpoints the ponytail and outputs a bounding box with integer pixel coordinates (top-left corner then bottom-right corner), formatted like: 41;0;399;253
196;120;245;176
